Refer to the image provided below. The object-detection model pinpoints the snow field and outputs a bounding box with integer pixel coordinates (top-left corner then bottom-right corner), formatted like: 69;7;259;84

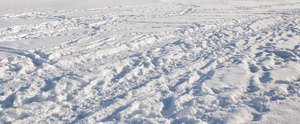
0;0;300;123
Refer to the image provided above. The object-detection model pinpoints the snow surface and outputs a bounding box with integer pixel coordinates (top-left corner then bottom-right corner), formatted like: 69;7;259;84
0;0;300;123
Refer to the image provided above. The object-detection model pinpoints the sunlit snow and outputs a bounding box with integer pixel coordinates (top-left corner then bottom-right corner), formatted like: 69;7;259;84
0;0;300;123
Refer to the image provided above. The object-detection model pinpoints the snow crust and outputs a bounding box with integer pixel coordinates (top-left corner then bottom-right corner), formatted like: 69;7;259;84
0;0;300;123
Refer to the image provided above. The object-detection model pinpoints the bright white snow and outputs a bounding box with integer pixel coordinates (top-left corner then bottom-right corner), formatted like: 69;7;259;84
0;0;300;123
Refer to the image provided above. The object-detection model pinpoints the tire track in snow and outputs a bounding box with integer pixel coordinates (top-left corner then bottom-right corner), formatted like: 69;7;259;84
1;3;300;123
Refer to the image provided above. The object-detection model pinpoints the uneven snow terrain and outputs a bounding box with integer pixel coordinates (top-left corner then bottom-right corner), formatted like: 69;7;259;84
0;0;300;123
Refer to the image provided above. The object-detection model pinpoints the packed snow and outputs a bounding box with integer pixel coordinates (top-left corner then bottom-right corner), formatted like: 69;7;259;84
0;0;300;123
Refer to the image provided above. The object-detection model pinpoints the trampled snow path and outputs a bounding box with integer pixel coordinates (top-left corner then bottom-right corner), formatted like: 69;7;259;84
0;1;300;124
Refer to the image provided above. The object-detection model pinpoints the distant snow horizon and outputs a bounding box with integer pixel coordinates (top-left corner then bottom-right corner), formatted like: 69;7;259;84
0;0;295;9
0;0;233;9
0;0;164;9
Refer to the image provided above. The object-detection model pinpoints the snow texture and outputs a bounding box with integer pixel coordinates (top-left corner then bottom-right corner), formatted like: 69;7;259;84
0;0;300;124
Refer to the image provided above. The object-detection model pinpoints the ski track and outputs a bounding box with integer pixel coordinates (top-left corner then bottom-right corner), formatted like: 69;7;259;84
0;1;300;124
